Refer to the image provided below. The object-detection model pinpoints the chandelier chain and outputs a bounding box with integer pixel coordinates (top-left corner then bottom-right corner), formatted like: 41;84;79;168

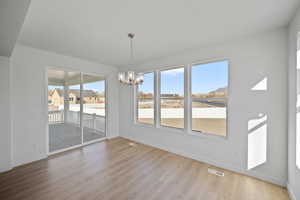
118;33;143;86
129;33;134;64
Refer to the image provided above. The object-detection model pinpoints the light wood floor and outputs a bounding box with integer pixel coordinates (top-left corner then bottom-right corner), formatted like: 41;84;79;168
0;138;289;200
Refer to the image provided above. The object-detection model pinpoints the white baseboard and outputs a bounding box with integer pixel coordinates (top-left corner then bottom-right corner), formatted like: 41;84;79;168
107;135;120;140
121;135;286;187
287;183;297;200
0;166;13;173
14;154;47;168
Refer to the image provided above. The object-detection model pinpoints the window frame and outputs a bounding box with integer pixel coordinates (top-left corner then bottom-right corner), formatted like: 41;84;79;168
297;33;300;170
189;59;230;139
133;58;230;140
159;66;186;131
134;71;156;127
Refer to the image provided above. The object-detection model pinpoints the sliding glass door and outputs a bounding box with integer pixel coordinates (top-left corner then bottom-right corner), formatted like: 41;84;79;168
82;74;106;143
47;69;106;154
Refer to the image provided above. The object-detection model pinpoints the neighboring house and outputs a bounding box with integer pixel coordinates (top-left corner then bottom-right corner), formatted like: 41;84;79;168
48;88;104;105
49;88;64;105
68;89;104;104
138;92;153;99
48;90;53;103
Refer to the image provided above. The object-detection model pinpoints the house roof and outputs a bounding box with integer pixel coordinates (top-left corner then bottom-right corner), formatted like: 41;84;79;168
48;90;54;96
54;88;64;97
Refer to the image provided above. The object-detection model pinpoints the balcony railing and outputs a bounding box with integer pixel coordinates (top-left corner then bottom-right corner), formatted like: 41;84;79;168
48;110;64;124
48;110;105;132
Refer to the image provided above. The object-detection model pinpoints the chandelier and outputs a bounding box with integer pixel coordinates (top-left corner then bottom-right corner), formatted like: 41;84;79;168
118;33;144;85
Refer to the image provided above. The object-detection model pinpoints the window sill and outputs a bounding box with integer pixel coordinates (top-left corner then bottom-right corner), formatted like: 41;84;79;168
159;125;185;134
134;121;156;128
187;130;228;140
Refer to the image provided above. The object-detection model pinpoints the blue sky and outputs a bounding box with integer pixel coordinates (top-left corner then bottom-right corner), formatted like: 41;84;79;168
48;81;105;93
139;60;228;95
48;85;63;90
161;68;184;95
138;73;154;93
192;60;228;94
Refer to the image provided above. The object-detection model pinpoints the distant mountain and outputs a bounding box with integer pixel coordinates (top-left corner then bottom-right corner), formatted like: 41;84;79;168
191;87;227;99
209;87;227;94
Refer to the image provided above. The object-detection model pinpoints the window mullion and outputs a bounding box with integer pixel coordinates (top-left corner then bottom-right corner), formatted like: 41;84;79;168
184;65;191;133
155;70;160;128
134;85;137;123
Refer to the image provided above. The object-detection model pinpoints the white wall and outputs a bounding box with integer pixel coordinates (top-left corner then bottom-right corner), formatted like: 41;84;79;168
10;44;119;167
288;7;300;200
119;28;288;186
0;56;12;172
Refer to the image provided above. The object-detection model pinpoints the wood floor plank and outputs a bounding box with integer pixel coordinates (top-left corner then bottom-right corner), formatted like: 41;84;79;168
0;138;290;200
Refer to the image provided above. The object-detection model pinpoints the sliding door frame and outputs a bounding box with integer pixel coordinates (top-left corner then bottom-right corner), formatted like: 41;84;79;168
81;72;107;146
45;66;108;156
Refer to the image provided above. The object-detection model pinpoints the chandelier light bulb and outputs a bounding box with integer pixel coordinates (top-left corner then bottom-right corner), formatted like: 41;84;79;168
118;72;125;83
118;71;144;85
127;71;135;83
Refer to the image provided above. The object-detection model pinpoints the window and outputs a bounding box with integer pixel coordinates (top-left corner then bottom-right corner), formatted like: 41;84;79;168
191;60;228;136
134;60;229;138
160;67;184;129
137;72;154;125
